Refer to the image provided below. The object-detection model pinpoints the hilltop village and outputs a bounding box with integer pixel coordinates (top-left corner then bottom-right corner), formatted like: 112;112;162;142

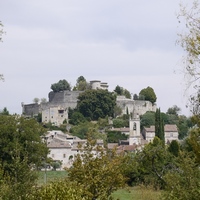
22;79;180;169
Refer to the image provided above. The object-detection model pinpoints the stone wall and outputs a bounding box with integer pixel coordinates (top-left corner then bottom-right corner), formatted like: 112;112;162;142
116;96;156;116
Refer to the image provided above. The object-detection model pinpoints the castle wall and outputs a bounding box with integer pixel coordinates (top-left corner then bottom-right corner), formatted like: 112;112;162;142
116;96;156;116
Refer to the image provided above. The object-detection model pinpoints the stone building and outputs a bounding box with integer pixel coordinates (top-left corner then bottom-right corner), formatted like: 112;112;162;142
90;80;108;90
116;95;156;116
44;130;104;168
142;124;179;144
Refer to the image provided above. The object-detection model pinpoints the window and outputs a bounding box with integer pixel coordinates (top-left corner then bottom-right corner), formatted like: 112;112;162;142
63;154;66;158
170;132;173;137
52;154;54;158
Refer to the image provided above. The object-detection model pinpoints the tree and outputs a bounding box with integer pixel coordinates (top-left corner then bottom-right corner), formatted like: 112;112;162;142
0;22;5;81
40;98;47;103
155;108;165;142
123;137;174;188
162;152;200;200
114;85;131;99
114;85;123;95
0;21;4;42
177;1;200;89
73;76;88;91
69;111;86;125
133;93;138;100
168;140;180;157
0;115;48;198
0;107;9;115
51;79;71;92
167;105;181;116
139;86;157;104
140;111;155;129
68;134;126;200
77;89;116;120
106;131;128;143
33;97;39;103
27;179;87;200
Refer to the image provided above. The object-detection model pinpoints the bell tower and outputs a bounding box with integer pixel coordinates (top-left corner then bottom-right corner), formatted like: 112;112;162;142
129;110;141;145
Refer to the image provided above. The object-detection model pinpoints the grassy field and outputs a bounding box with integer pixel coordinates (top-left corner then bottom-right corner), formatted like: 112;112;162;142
37;170;68;185
112;186;161;200
37;171;161;200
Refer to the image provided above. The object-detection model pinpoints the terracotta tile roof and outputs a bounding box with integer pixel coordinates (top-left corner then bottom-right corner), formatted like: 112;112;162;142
144;125;155;132
107;143;118;150
47;140;71;148
144;124;178;132
117;144;138;151
164;124;178;132
109;127;130;132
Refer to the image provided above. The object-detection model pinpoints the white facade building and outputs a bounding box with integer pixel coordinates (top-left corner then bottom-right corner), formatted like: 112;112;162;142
142;124;179;143
44;130;104;169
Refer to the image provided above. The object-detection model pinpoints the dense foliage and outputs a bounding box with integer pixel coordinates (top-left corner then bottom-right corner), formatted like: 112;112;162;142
114;85;131;99
0;115;48;199
77;89;116;120
139;86;157;104
68;135;126;200
51;79;71;92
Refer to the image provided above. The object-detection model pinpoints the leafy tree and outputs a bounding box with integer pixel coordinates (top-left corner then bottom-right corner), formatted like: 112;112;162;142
73;75;88;91
168;140;180;157
162;152;200;200
123;89;131;99
33;97;39;103
114;85;131;99
68;134;126;200
112;118;128;128
70;121;106;141
0;21;4;42
106;131;128;143
123;137;174;188
28;179;87;200
0;107;9;115
140;111;155;129
77;89;116;120
114;85;123;95
177;1;200;88
69;111;86;125
0;115;48;198
51;79;71;92
0;74;4;81
167;105;181;116
139;86;157;104
133;93;138;100
40;98;47;103
113;105;122;117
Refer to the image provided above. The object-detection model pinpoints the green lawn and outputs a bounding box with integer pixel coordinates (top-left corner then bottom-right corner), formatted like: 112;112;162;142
37;170;68;185
37;171;161;200
112;186;161;200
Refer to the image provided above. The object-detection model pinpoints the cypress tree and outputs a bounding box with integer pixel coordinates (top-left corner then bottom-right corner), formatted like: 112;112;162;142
155;108;165;143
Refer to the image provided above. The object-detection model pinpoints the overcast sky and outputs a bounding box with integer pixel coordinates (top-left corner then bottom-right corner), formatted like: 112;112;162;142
0;0;194;116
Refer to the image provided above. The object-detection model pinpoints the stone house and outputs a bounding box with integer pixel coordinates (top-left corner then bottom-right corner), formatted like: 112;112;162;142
44;130;104;169
142;124;179;143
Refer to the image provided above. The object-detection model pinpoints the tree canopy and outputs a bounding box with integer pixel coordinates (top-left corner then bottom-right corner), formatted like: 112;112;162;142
114;85;131;99
68;135;126;199
139;86;157;104
51;79;71;92
77;89;116;120
0;115;48;198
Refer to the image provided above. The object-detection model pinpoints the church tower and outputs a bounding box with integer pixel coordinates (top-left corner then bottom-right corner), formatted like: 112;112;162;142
129;110;141;145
